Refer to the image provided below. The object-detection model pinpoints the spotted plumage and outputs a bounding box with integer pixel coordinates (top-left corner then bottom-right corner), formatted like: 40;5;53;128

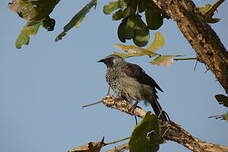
99;55;168;121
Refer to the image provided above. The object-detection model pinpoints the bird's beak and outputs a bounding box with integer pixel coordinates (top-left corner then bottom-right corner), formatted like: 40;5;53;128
97;58;106;63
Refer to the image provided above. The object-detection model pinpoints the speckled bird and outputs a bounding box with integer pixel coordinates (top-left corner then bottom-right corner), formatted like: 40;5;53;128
98;54;168;121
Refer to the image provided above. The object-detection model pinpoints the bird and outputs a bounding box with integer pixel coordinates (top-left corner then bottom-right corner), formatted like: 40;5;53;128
98;54;168;121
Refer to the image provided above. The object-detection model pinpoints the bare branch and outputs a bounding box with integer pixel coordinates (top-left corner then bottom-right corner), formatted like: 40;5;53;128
102;96;146;117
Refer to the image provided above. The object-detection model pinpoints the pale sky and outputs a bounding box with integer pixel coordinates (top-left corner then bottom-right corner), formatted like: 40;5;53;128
0;0;227;152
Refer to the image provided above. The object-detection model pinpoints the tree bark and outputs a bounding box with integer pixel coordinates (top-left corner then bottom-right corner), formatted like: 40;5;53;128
151;0;228;93
107;143;129;152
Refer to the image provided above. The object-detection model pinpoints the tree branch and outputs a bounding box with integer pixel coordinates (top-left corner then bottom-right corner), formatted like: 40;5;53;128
101;96;228;152
152;0;228;93
107;143;129;152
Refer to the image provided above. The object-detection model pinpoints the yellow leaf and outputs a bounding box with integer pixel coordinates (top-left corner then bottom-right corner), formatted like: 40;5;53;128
113;44;137;52
147;32;165;52
113;44;159;57
150;55;176;66
112;52;130;58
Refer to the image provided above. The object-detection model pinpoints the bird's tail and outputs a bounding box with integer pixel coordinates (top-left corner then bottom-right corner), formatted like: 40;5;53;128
149;98;169;121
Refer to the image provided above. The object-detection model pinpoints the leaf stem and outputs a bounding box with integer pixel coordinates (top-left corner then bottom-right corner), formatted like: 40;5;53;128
174;57;197;61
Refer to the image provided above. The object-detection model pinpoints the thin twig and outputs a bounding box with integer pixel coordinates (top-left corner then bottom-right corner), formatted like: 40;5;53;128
105;137;130;146
82;100;103;108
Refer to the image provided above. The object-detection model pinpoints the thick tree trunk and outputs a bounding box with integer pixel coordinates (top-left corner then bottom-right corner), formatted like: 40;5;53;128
152;0;228;93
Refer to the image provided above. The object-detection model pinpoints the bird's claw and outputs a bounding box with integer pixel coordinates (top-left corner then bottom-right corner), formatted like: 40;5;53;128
129;101;139;114
129;105;137;114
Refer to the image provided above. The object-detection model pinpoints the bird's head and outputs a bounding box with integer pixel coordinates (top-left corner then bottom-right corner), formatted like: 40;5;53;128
98;54;124;67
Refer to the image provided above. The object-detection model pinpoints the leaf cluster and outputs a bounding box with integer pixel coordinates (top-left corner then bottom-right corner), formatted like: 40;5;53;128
113;32;186;66
8;0;60;48
8;0;224;49
103;0;167;47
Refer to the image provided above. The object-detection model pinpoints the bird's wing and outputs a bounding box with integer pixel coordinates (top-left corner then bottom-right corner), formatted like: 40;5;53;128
123;62;163;92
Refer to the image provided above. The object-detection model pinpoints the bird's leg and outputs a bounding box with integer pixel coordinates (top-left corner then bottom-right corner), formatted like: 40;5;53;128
131;101;139;125
134;116;138;125
112;92;124;100
106;86;111;96
129;101;139;114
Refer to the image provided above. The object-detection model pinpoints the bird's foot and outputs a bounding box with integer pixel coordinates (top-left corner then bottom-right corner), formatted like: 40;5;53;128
129;105;136;114
129;101;139;114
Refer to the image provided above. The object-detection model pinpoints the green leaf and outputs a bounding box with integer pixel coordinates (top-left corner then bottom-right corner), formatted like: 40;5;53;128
138;0;148;13
103;0;127;15
112;9;123;20
119;0;128;9
55;0;97;42
122;7;135;18
117;15;150;46
16;22;42;49
124;16;137;39
147;32;165;52
103;1;120;15
133;29;150;47
117;19;128;42
117;16;136;42
42;17;55;31
150;55;182;66
145;5;163;30
215;94;228;107
8;0;59;22
133;15;150;47
129;112;162;152
122;0;138;18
